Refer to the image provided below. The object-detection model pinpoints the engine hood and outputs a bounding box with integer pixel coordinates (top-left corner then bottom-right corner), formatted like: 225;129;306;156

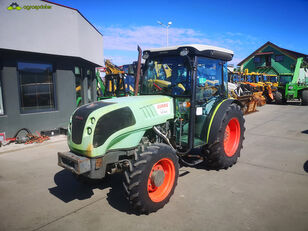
67;95;174;157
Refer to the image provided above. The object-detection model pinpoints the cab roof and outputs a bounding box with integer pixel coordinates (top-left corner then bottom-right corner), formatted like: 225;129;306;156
144;44;234;61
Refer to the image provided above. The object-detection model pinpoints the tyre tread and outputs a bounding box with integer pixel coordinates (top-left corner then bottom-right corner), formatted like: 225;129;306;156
123;143;179;214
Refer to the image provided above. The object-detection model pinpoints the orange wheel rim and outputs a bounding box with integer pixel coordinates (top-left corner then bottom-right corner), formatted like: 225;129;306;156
147;158;175;202
224;118;241;157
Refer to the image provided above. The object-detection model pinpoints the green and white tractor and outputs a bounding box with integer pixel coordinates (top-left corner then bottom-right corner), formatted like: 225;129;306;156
275;57;308;105
58;44;245;214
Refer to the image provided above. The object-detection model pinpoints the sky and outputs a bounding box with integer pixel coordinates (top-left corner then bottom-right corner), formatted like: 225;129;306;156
59;0;308;66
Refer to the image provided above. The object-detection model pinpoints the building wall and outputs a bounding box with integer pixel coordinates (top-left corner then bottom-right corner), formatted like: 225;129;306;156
0;67;76;137
0;0;103;66
0;0;102;137
241;45;297;74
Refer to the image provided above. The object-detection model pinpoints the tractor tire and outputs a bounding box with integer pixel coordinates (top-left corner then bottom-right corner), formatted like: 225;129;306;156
123;143;179;214
206;104;245;169
301;90;308;105
274;91;286;104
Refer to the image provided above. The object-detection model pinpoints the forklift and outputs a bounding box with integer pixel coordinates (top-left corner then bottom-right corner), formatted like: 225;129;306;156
275;57;308;105
58;44;245;214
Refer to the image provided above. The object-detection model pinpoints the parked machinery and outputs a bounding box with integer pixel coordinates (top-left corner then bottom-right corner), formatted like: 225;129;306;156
58;44;245;214
228;71;265;113
76;70;107;107
255;73;277;103
275;57;308;105
76;60;135;107
104;59;132;97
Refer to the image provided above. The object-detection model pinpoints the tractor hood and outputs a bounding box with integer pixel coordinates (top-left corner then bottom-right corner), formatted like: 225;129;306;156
67;95;174;157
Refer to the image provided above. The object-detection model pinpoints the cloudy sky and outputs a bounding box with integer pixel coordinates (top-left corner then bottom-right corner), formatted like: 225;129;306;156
61;0;308;66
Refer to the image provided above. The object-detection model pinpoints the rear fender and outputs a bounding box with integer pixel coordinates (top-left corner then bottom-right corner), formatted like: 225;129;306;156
201;99;239;144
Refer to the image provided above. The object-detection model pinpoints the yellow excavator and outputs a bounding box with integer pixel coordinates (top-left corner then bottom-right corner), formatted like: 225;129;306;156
104;59;134;96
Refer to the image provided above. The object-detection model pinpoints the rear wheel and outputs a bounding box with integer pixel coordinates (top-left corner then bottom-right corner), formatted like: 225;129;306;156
123;143;179;214
301;90;308;105
205;104;245;169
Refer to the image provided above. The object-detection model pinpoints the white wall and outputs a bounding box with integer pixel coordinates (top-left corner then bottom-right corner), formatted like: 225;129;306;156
0;0;103;66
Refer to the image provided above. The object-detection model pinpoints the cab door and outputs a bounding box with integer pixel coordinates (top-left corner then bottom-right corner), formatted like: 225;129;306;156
194;57;224;147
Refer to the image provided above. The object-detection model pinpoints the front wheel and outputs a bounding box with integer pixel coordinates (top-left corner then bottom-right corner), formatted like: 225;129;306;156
123;143;179;214
301;90;308;105
205;104;245;169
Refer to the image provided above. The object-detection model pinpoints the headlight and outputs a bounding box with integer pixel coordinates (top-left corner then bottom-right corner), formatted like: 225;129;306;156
180;48;189;56
87;127;92;135
69;122;72;131
288;86;293;90
142;52;149;59
90;117;95;124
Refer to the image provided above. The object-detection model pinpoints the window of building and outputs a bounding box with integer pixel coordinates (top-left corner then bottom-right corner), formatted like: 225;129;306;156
275;55;284;62
254;56;261;63
265;55;271;67
18;62;55;113
0;76;4;115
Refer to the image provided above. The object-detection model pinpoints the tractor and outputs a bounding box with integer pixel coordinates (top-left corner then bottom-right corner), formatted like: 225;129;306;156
58;44;245;214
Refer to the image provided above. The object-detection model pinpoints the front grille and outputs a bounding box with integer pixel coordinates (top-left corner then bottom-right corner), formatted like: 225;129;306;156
71;101;115;144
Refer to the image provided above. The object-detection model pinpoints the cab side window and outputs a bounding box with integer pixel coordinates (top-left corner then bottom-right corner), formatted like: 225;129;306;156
196;57;222;102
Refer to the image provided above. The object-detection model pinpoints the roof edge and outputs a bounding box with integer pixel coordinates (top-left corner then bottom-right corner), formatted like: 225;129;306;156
0;48;103;67
41;0;103;37
237;41;307;66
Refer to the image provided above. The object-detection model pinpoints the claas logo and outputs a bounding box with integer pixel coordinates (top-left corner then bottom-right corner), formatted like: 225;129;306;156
7;2;22;10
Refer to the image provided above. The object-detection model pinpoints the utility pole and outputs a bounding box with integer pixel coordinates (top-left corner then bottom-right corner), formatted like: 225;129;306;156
157;21;172;47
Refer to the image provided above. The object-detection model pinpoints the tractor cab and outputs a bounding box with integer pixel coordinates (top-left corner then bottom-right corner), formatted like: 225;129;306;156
141;45;233;150
229;72;241;83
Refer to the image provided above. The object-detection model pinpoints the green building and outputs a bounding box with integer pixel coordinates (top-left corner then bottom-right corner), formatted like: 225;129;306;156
238;41;307;75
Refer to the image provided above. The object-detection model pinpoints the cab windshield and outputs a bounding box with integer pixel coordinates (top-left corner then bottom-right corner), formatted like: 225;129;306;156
141;56;191;96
